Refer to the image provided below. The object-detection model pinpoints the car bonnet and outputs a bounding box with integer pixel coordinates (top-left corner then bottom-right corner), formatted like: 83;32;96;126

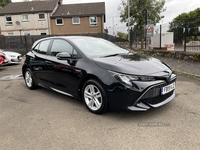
93;54;170;76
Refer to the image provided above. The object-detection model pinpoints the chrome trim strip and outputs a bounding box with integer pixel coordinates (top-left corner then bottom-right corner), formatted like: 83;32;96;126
128;102;150;111
51;87;73;97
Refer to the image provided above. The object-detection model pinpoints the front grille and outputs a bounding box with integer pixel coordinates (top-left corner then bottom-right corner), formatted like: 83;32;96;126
140;79;175;105
142;90;174;105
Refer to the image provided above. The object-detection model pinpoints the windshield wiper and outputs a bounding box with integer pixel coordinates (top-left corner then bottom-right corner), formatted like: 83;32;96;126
101;53;121;58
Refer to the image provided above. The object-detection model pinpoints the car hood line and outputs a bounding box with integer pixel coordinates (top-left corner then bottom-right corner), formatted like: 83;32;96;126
93;55;170;76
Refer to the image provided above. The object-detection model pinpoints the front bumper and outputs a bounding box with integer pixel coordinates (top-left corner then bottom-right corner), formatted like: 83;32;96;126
106;74;176;111
128;91;175;111
127;76;176;111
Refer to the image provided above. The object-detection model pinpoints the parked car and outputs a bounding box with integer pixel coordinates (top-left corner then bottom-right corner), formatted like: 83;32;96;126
0;49;22;65
0;51;8;66
22;36;176;114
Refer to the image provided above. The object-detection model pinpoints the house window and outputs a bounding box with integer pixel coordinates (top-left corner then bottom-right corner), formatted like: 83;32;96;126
72;17;80;24
5;15;12;25
90;16;97;26
38;13;45;20
22;14;28;21
7;32;14;36
24;31;30;36
56;18;63;25
40;30;47;35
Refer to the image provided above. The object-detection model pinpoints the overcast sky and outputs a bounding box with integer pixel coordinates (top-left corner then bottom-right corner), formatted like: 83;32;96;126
11;0;200;34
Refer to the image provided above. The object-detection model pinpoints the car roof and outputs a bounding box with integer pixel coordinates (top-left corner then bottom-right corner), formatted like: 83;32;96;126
32;36;100;49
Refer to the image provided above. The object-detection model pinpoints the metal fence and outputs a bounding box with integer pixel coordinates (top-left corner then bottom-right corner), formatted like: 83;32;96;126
0;33;128;55
129;27;200;52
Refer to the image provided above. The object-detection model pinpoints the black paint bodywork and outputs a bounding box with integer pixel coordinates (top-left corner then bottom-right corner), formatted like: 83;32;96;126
22;36;176;111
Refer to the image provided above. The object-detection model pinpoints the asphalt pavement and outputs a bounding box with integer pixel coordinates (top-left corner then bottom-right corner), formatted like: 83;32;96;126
0;55;200;150
154;56;200;80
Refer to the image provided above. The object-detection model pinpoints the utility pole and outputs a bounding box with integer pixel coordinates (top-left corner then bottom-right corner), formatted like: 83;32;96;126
128;0;130;41
184;20;187;52
144;9;148;49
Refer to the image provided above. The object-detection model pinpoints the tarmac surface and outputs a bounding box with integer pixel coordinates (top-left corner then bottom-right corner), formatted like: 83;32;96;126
154;56;200;79
0;55;200;150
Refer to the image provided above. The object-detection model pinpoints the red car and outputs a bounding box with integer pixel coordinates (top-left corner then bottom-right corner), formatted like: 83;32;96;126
0;52;7;66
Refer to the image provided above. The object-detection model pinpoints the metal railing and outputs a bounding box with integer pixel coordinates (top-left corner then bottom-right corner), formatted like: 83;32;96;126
0;33;128;55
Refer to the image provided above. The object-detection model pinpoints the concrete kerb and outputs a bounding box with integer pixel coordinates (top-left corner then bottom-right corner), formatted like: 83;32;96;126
173;70;200;81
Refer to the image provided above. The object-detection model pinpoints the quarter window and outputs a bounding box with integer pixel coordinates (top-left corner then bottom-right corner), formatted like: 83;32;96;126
90;16;97;26
56;18;63;25
38;13;45;20
22;14;28;21
5;15;12;25
72;17;80;24
34;40;50;54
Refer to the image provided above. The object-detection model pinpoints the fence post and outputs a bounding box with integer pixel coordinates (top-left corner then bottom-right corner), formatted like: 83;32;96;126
184;20;187;52
24;36;28;53
129;27;133;49
160;25;162;49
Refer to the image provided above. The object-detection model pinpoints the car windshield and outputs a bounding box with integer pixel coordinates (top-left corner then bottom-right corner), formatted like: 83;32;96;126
70;37;128;57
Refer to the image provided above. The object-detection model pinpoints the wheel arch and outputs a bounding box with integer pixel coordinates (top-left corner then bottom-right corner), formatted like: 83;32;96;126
78;74;107;101
22;64;29;78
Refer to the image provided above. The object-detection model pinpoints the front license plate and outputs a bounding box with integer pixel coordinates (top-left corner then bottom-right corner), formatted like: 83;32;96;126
161;82;175;95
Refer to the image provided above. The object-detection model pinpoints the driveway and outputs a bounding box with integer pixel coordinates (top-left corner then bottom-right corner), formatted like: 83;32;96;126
0;63;200;150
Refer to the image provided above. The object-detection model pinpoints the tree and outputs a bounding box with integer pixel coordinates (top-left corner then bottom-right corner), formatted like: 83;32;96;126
0;0;11;10
119;0;166;48
168;8;200;44
119;0;165;26
117;32;128;40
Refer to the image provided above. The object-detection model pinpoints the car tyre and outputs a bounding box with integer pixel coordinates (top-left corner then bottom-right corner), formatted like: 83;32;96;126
82;79;107;114
24;68;37;90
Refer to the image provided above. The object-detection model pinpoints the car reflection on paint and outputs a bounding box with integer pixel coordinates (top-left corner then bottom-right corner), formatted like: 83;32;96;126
22;36;176;114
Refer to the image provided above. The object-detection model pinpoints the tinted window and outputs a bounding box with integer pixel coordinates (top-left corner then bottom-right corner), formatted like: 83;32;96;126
70;38;128;56
34;40;50;54
50;39;74;56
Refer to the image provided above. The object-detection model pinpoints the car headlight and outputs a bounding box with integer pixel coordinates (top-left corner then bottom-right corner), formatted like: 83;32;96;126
109;71;155;88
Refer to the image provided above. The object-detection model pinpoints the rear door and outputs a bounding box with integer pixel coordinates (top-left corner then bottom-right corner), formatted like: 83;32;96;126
30;39;51;86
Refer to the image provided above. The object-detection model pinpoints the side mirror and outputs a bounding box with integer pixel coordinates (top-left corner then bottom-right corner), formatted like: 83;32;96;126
56;52;71;60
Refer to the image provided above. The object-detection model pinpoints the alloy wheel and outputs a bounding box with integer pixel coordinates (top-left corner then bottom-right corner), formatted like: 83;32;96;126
84;84;103;111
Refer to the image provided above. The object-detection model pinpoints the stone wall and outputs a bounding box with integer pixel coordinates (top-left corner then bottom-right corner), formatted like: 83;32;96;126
134;49;200;62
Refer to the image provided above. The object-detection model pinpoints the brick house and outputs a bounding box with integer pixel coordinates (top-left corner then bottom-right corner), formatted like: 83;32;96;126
0;0;106;36
0;0;61;36
50;2;106;35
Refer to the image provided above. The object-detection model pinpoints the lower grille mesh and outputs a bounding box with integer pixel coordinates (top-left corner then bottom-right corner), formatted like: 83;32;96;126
141;80;175;105
142;91;174;105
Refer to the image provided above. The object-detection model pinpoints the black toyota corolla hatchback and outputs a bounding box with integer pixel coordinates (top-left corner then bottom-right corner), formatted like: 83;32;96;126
22;36;176;114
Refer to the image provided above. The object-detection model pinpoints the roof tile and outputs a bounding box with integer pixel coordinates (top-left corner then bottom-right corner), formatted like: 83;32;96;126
52;2;105;18
0;1;58;15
